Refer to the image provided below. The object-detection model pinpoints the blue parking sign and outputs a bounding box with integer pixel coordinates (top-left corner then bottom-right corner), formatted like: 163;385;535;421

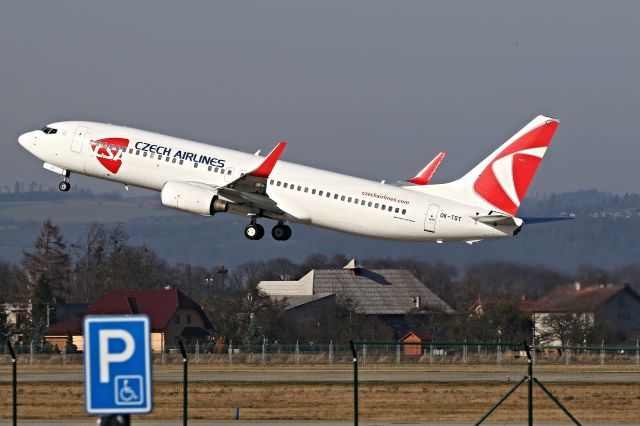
84;315;153;414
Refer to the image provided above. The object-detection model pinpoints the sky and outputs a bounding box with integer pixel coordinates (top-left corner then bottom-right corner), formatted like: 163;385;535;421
2;1;639;194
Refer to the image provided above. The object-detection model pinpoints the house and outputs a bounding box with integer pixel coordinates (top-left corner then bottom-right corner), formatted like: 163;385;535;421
530;283;640;345
1;303;31;342
401;331;431;356
258;259;455;337
44;289;212;351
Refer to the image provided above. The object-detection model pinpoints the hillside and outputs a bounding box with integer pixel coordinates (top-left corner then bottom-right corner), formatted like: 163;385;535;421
0;189;637;270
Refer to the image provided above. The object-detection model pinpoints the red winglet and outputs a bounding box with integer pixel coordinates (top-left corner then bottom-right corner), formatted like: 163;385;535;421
250;142;287;178
407;151;446;185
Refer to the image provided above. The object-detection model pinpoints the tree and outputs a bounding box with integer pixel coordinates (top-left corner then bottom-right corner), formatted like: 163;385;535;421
456;299;532;342
22;219;70;300
536;313;610;345
27;274;55;343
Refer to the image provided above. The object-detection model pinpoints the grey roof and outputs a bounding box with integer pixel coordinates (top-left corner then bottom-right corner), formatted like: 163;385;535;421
310;268;454;315
273;293;335;310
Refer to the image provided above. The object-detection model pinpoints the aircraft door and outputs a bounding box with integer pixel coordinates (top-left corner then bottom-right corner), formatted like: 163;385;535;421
71;126;88;153
424;204;439;232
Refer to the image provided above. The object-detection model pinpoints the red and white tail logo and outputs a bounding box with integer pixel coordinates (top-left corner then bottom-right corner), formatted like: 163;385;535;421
91;138;129;174
473;118;558;215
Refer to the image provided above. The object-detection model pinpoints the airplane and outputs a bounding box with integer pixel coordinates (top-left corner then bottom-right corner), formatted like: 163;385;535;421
18;115;570;243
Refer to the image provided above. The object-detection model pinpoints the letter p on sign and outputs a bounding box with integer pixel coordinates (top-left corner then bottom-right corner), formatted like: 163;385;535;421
99;329;135;383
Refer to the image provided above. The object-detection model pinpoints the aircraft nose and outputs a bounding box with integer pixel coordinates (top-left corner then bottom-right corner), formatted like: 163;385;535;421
18;131;36;150
18;132;28;148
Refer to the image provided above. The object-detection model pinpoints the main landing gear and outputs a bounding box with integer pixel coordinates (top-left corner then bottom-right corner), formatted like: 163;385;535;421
58;173;71;192
243;218;292;241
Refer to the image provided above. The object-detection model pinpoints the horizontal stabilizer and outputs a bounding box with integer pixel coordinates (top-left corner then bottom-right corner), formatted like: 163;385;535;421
472;215;522;227
520;216;575;224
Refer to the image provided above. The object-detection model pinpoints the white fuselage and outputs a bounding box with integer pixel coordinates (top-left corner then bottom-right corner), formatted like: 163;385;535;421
18;121;518;242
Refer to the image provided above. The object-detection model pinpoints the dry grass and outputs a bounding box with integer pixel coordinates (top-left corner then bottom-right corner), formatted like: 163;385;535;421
1;381;639;421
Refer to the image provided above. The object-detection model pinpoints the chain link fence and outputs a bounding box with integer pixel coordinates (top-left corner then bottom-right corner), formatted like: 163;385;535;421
1;341;639;423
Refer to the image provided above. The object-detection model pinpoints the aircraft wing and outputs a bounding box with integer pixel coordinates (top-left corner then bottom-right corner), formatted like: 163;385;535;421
215;142;287;215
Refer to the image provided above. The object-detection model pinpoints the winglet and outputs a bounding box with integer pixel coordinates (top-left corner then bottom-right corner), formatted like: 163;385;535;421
406;152;446;185
250;142;287;178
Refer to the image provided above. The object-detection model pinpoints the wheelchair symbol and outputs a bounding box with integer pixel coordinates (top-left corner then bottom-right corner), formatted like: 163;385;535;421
114;375;143;406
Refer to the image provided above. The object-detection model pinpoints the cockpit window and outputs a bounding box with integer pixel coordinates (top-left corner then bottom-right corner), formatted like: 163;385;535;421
40;126;57;134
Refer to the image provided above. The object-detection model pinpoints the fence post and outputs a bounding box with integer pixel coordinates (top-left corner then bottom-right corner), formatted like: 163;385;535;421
295;340;300;365
62;345;66;365
565;342;570;365
429;343;434;364
7;341;17;426
328;340;334;365
396;342;401;365
600;341;605;365
636;340;639;366
463;339;468;365
228;340;233;365
261;338;266;365
29;340;33;365
162;343;166;365
349;340;358;426
497;339;502;365
195;340;200;364
178;339;188;426
362;343;367;365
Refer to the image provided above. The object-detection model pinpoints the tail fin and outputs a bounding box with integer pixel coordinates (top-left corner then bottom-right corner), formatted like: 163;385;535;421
423;115;559;215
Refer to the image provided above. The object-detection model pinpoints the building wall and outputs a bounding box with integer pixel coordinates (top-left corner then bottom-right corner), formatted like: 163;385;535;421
532;312;595;346
164;307;208;344
597;291;640;339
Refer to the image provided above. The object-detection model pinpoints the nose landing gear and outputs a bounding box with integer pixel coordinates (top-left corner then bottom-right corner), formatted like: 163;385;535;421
58;174;71;192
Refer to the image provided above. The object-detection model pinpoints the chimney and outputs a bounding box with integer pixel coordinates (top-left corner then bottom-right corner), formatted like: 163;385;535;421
574;281;581;291
414;296;421;309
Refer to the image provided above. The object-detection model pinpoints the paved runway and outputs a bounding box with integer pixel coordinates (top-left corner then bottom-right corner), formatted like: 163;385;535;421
0;421;635;426
2;368;639;383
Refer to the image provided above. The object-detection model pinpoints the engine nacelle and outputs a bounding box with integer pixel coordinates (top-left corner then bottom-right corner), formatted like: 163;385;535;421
160;181;228;216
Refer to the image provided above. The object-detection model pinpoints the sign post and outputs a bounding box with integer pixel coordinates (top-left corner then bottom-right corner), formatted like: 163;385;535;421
84;315;153;420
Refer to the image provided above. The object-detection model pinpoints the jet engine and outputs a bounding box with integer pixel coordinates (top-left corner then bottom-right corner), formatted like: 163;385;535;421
160;181;228;216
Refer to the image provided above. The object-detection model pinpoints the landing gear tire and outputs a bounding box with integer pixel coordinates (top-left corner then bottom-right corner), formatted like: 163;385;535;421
58;181;70;192
272;223;292;241
244;223;265;240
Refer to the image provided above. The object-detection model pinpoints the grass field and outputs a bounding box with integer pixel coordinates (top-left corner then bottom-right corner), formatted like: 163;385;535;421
1;364;639;421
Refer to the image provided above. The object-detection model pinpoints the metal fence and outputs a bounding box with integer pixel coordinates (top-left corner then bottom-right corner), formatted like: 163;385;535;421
1;341;639;424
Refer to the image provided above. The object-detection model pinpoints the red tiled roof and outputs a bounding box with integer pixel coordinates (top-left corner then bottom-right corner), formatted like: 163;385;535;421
45;289;211;335
531;284;639;313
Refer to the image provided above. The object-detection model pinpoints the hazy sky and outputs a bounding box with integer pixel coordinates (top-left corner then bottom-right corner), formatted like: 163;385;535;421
2;1;639;194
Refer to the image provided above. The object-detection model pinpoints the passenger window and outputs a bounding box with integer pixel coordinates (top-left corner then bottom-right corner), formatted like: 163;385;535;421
270;179;274;185
304;187;309;193
150;153;155;159
375;203;379;208
368;202;372;207
402;209;406;215
395;207;399;213
381;204;386;210
128;148;133;154
334;194;339;199
172;158;176;163
291;185;295;190
277;181;282;187
215;168;219;173
136;150;140;155
166;157;170;162
348;197;352;202
109;145;114;149
283;183;288;188
341;196;345;201
354;198;358;204
319;190;323;196
312;189;316;194
194;163;198;168
158;155;162;160
220;169;225;174
143;152;148;157
179;160;184;165
227;170;232;175
388;206;393;212
208;166;212;171
326;192;331;197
